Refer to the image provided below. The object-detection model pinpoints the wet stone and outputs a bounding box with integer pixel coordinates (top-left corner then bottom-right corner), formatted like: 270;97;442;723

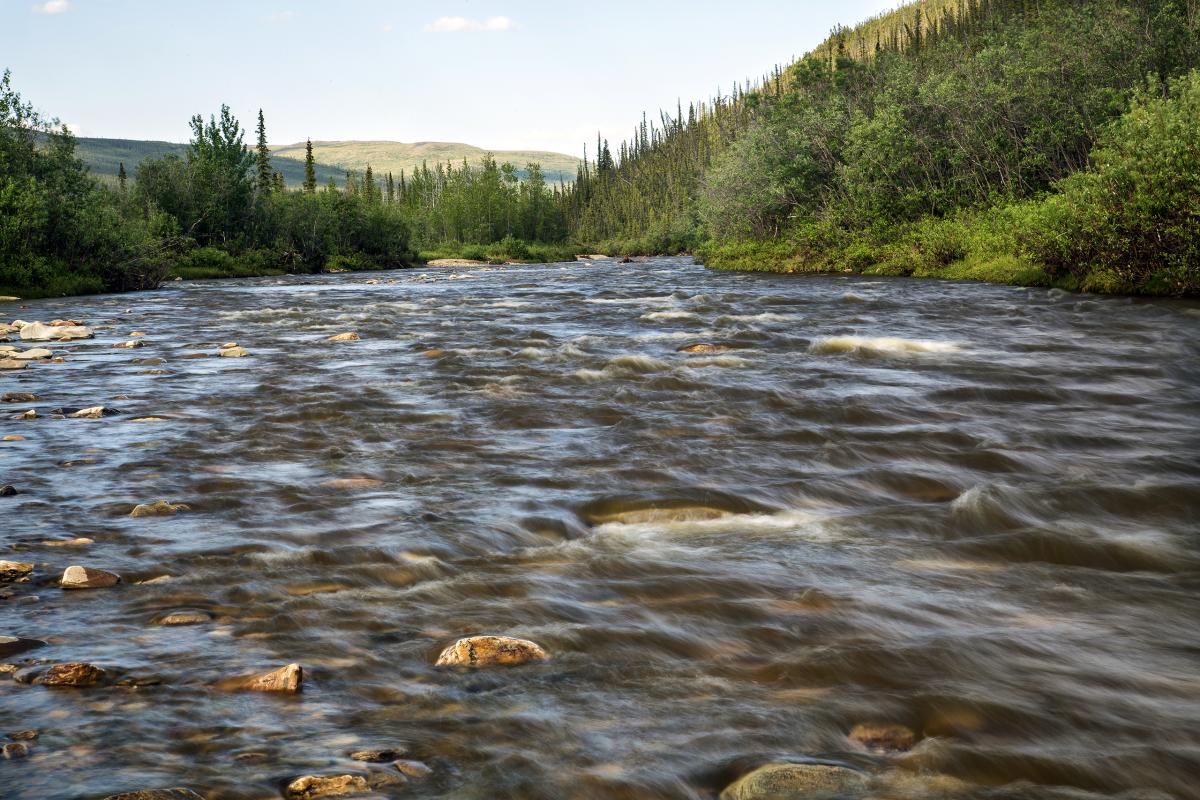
8;729;38;740
0;561;33;581
327;332;360;341
0;637;45;658
2;392;37;403
68;406;118;419
392;760;432;779
218;346;249;358
350;748;407;762
848;722;918;753
2;741;29;759
112;340;146;349
157;611;211;626
224;662;303;693
130;500;189;518
61;565;121;589
720;763;869;800
435;635;548;668
284;774;369;798
0;485;17;496
677;342;732;353
33;662;107;687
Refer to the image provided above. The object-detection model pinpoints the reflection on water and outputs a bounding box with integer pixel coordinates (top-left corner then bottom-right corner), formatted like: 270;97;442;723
2;258;1199;799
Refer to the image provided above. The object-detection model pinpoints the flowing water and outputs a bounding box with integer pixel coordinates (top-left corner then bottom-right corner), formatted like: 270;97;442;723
2;257;1199;800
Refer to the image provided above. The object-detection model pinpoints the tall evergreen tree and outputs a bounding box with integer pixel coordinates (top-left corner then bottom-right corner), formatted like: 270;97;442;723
117;161;127;193
303;138;317;194
254;109;272;193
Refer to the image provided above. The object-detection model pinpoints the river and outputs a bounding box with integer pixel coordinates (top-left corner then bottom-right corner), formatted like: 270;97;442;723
2;257;1199;800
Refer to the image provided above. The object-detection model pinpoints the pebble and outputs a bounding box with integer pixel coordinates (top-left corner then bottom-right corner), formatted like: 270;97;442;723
33;662;107;687
848;722;918;753
284;774;369;799
130;500;189;518
61;565;121;589
720;763;869;800
435;635;548;668
327;332;360;341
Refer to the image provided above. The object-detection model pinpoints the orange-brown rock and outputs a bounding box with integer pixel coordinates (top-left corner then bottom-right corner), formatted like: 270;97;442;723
720;763;869;800
677;343;732;354
435;635;548;668
101;790;204;800
33;662;107;687
130;500;189;518
327;332;360;342
284;774;368;798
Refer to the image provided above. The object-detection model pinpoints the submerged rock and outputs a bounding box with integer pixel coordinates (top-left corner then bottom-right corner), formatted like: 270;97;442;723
720;763;869;800
157;611;211;626
13;347;53;360
2;392;37;403
112;340;146;349
223;662;303;693
0;636;46;658
60;565;121;589
321;477;383;490
0;561;33;581
33;662;107;687
327;332;360;342
350;748;407;763
69;406;116;419
8;729;38;740
848;722;917;753
101;790;204;800
392;760;432;779
0;485;18;497
677;342;732;354
435;635;548;668
42;537;94;547
284;774;369;798
130;500;189;518
2;742;29;759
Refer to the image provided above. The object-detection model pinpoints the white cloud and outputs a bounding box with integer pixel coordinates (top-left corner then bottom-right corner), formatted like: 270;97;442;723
267;10;295;23
381;22;394;33
32;0;70;14
424;16;516;33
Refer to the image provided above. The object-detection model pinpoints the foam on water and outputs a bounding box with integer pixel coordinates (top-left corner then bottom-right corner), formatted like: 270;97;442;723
810;335;963;355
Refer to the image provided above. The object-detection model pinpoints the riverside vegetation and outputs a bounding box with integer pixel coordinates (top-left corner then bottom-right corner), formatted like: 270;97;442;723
2;0;1199;298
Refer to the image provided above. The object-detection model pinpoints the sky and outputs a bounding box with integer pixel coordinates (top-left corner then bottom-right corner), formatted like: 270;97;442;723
3;0;900;157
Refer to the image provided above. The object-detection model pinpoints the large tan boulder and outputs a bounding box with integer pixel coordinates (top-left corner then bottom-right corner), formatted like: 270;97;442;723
284;774;369;798
720;763;868;800
435;635;548;668
130;500;189;518
60;565;121;589
327;332;360;342
0;561;33;581
101;790;204;800
19;322;93;341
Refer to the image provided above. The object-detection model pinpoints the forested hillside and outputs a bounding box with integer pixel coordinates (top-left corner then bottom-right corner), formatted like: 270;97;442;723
561;0;1200;294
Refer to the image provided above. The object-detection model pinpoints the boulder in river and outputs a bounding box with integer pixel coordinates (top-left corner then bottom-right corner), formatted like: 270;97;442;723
720;763;869;800
112;340;146;349
19;322;93;341
2;742;29;759
218;345;250;358
435;635;548;667
284;774;369;798
13;347;53;360
224;662;303;693
101;790;205;800
0;636;46;658
350;748;407;762
848;722;918;753
392;760;432;779
32;662;107;687
0;485;18;497
130;500;189;518
327;332;360;342
2;392;37;403
0;358;26;370
60;565;121;589
69;406;115;419
677;343;732;354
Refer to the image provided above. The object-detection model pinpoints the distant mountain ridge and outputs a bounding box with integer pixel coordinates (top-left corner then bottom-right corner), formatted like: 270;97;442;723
270;140;580;183
73;137;580;187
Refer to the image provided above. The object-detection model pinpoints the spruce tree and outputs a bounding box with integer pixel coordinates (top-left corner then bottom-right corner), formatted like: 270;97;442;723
303;138;317;194
255;109;272;193
117;161;127;193
364;164;376;202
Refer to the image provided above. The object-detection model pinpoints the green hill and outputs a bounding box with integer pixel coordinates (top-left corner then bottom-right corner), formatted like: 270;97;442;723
270;140;580;183
73;136;346;188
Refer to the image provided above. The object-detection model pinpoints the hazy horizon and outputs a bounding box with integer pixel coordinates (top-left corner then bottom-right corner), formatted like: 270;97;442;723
4;0;898;157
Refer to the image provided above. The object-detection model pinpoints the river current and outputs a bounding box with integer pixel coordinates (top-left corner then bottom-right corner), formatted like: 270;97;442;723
2;257;1199;799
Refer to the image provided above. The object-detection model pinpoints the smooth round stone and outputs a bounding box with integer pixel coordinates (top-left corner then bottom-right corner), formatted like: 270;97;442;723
720;763;869;800
435;635;548;668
